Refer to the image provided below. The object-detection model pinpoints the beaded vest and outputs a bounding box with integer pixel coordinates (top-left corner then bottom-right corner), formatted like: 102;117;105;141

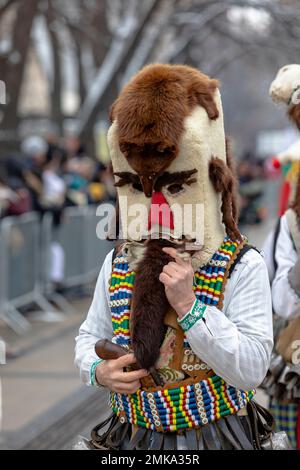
108;237;255;432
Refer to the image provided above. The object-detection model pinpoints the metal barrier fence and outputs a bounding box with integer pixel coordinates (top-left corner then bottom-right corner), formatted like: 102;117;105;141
0;205;113;334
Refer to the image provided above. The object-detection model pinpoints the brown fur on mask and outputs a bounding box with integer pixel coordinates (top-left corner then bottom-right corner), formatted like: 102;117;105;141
130;239;176;370
109;64;219;194
209;152;241;241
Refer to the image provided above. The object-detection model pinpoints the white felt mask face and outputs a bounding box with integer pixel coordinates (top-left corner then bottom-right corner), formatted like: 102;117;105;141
107;90;226;262
269;64;300;105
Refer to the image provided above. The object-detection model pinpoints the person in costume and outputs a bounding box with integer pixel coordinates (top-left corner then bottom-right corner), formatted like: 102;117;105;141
262;64;300;449
75;64;273;450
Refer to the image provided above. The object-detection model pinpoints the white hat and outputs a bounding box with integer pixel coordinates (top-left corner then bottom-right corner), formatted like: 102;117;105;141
269;64;300;106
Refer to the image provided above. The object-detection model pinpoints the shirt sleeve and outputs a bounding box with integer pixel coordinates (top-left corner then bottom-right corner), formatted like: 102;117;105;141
272;215;300;319
185;249;273;391
75;249;114;385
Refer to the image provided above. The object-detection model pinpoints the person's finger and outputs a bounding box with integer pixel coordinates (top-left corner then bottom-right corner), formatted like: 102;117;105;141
166;261;181;272
114;353;137;368
162;264;178;277
159;272;174;286
114;381;141;394
162;247;191;266
114;368;149;383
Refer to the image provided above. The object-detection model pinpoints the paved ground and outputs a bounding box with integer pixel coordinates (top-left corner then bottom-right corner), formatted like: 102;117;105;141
0;293;112;449
0;213;276;450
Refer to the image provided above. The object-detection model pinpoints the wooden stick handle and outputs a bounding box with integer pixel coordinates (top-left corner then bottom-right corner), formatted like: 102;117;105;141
95;339;129;360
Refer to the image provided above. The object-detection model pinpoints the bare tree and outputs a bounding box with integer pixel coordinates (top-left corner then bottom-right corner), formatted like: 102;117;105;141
0;0;39;148
1;0;300;158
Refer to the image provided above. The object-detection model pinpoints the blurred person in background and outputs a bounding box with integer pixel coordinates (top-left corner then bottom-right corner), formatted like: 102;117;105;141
0;174;19;218
5;177;31;217
21;135;67;290
21;135;48;214
65;135;86;160
262;64;300;449
238;154;267;226
89;161;117;204
1;157;33;217
64;155;95;206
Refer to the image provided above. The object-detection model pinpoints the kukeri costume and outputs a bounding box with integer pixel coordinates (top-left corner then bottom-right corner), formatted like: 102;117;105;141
262;64;300;449
75;64;276;450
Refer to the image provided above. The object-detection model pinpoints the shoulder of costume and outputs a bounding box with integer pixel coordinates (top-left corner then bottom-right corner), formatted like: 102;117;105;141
227;241;262;279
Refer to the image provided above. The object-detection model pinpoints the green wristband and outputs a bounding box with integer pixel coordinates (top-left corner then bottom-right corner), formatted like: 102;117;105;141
90;359;104;386
178;298;207;332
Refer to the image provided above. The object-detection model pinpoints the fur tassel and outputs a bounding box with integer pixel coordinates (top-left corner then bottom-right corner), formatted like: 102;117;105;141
209;156;241;241
130;239;174;370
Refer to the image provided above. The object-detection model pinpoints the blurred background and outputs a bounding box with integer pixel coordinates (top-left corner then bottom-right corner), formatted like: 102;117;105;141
0;0;300;450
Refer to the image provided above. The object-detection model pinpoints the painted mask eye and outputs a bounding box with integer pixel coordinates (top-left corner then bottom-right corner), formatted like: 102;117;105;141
167;183;184;195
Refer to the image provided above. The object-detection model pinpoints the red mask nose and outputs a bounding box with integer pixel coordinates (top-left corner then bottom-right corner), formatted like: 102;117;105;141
148;191;174;231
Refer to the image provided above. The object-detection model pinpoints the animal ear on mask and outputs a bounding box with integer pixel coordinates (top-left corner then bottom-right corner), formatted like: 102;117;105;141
209;156;241;241
196;91;219;120
188;78;220;120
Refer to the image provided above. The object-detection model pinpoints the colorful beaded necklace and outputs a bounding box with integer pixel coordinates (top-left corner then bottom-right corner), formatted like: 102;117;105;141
109;237;241;346
108;237;255;432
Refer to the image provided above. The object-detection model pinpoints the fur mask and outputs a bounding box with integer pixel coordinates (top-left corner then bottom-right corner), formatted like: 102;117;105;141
107;64;240;369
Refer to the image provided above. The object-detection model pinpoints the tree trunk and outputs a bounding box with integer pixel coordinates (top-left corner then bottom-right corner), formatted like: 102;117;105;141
46;14;64;136
1;0;39;142
77;0;162;142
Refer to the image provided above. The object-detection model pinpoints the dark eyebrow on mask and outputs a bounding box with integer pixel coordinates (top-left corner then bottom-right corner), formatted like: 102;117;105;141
113;169;198;189
114;172;140;187
154;169;197;191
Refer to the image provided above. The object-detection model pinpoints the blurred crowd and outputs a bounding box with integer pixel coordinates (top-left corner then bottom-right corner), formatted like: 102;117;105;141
0;136;271;228
0;135;116;222
237;153;268;226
